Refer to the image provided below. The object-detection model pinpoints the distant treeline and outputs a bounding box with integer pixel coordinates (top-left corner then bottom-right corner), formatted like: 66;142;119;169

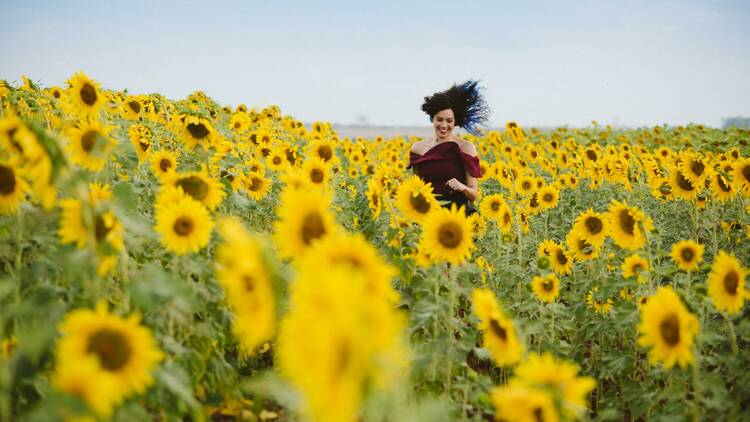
722;116;750;129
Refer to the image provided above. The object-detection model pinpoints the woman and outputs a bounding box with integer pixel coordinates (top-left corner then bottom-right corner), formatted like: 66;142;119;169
408;80;489;215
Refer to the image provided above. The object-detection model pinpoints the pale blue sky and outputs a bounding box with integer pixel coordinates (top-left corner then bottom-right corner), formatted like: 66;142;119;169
2;0;749;128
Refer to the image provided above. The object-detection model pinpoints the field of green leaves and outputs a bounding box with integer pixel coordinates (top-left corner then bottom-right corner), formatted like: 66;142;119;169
1;73;749;421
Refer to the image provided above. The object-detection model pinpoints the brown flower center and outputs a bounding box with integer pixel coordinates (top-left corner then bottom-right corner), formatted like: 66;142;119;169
81;130;99;152
80;83;97;106
94;215;111;242
310;168;324;184
489;319;507;341
742;165;750;184
173;216;194;236
176;176;209;201
689;159;704;177
586;150;597;161
0;165;16;195
248;176;264;192
438;221;463;248
555;248;568;265
317;145;333;161
724;270;739;295
659;314;680;347
619;209;636;236
159;158;172;172
675;171;694;191
542;279;554;292
186;122;209;139
86;328;131;371
410;192;431;214
542;193;554;203
585;216;603;235
301;212;326;245
680;247;695;263
128;100;141;114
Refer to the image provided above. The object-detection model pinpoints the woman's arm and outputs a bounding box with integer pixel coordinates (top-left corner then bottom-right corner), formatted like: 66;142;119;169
445;174;478;201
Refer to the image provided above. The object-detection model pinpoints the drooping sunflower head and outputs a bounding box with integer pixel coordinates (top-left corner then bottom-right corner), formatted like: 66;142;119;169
669;166;698;201
471;288;523;366
419;204;473;265
637;286;699;368
396;175;437;222
707;250;748;315
669;239;704;272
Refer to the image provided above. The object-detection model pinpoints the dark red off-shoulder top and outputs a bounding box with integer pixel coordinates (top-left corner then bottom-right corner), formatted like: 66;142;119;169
407;141;482;200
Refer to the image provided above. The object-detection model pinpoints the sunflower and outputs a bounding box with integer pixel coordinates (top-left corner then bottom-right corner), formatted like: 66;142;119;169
154;195;214;255
621;254;649;283
175;114;218;150
549;242;573;275
515;174;537;196
510;352;596;419
215;218;275;354
731;158;750;196
419;204;474;265
65;118;115;171
127;124;152;161
490;385;558;422
168;170;225;211
570;208;608;248
670;240;704;272
668;167;699;201
53;355;122;416
678;151;708;188
586;287;613;314
479;193;507;222
708;169;734;202
119;95;144;120
637;286;699;368
302;157;331;187
396;175;438;223
607;200;652;250
63;71;104;118
471;288;524;366
150;149;177;180
366;181;383;219
565;232;599;262
266;147;288;172
307;138;338;165
538;185;560;210
531;274;560;303
54;302;163;413
707;251;748;315
58;198;125;266
274;187;336;259
0;162;29;215
228;112;251;133
242;171;271;201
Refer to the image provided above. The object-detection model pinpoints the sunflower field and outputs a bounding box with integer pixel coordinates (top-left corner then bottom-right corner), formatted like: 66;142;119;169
1;73;749;422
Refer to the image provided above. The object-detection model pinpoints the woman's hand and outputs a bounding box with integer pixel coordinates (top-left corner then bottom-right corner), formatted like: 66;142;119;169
445;178;466;192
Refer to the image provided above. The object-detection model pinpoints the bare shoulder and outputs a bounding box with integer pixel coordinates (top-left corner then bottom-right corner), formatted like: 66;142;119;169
410;138;434;154
457;139;478;156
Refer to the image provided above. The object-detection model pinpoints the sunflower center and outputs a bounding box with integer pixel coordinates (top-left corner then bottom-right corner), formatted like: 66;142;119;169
577;238;593;255
139;140;150;152
489;319;507;341
724;270;739;295
632;263;643;274
272;156;282;165
502;212;511;225
555;248;568;265
128;100;141;114
680;247;695;263
410;192;431;214
659;314;681;347
173;216;194;236
438;221;463;249
186;122;209;139
675;171;694;191
529;193;539;208
248;176;264;192
716;175;731;192
491;201;500;211
586;150;597;161
310;168;324;183
176;176;209;201
542;279;554;292
86;328;131;371
542;193;554;203
81;130;99;152
94;216;111;242
689;160;704;177
0;165;16;195
52;89;61;99
318;145;333;161
159;158;172;172
742;165;750;183
585;216;603;235
242;274;255;292
522;181;531;190
80;83;97;106
618;209;636;236
301;212;326;245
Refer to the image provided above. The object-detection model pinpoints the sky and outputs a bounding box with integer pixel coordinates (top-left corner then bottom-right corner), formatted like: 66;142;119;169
1;0;749;128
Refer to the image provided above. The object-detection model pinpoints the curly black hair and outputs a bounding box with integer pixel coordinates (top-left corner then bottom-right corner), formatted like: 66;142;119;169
421;80;490;135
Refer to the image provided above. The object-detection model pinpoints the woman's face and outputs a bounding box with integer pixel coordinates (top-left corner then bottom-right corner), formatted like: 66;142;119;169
433;109;455;140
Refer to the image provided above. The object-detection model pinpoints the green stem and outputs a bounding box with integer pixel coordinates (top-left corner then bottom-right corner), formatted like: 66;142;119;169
723;313;738;356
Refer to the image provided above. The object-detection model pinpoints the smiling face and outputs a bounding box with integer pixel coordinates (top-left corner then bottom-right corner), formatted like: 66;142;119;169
433;109;455;140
